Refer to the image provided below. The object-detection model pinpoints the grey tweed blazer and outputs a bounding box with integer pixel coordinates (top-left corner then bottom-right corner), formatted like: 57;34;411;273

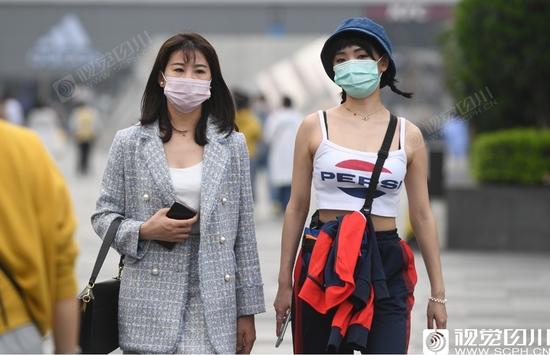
91;118;265;353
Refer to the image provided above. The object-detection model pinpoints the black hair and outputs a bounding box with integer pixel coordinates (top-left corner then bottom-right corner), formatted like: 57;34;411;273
282;96;292;108
324;32;413;101
232;89;250;110
140;33;235;145
33;98;48;109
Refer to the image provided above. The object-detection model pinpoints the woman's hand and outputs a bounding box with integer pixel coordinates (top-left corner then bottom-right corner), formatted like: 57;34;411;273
273;284;293;336
139;208;198;241
236;315;256;354
427;302;447;329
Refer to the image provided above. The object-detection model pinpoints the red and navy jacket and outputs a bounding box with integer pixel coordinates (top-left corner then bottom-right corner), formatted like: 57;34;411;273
298;211;391;352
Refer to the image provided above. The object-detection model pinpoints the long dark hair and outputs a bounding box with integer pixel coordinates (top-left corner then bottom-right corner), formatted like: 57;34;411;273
140;33;235;144
324;33;413;102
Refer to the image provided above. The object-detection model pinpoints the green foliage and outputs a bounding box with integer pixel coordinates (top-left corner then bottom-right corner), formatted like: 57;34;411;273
471;129;550;185
443;0;550;132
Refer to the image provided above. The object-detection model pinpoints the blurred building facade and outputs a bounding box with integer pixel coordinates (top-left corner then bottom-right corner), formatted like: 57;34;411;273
0;0;457;134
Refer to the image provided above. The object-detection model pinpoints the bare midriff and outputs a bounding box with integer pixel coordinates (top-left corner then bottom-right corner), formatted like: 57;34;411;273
318;209;397;232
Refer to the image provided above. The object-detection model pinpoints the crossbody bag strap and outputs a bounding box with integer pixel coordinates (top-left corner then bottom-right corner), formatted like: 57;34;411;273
361;113;398;215
0;258;40;330
88;218;124;287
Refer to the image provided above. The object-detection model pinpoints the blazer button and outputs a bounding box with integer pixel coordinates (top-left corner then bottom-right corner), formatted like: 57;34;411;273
219;236;226;244
143;193;150;201
221;197;227;205
151;267;160;276
224;274;231;282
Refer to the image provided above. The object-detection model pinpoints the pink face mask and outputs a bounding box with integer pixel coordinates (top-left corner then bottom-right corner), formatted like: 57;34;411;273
161;72;211;113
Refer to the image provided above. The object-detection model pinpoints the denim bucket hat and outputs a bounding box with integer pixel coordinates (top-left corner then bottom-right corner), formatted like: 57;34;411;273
321;17;396;88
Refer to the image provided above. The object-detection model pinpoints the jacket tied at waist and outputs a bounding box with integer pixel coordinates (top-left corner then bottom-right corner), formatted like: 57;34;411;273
298;211;391;352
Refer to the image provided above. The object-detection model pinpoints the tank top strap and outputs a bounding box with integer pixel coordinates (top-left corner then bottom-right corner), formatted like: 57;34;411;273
317;110;328;140
399;116;406;150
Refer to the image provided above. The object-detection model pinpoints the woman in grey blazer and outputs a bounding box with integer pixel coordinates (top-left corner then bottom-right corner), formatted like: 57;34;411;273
92;33;265;354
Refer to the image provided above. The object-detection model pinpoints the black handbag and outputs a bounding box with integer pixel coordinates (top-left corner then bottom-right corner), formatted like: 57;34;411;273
78;218;124;354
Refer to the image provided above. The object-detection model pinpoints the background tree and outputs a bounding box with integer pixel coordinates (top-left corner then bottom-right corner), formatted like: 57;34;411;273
442;0;550;133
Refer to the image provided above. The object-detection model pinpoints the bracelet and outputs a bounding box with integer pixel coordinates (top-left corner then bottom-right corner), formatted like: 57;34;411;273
429;296;448;304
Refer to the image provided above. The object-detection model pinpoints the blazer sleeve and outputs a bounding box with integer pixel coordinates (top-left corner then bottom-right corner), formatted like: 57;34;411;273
91;130;150;259
234;132;266;317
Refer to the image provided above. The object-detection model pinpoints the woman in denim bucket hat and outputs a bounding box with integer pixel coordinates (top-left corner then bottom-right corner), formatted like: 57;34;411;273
274;17;448;353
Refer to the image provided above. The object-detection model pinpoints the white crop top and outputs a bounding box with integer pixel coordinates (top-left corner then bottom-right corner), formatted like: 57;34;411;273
312;111;407;217
169;161;202;212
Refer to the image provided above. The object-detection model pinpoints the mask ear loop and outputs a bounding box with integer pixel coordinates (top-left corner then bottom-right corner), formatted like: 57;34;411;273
160;71;167;86
375;56;385;80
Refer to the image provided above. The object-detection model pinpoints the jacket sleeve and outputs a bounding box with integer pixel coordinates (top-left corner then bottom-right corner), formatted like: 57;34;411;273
234;132;266;317
91;130;150;259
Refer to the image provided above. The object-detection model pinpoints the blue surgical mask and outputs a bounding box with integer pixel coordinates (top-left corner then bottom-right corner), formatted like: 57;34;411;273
333;58;382;99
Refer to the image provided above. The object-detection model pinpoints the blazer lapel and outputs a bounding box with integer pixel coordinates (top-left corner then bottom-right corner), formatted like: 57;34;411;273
140;123;177;206
200;120;230;224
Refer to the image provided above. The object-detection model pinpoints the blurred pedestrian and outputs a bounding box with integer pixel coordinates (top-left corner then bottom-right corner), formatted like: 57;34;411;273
0;120;79;353
264;95;301;212
2;89;24;126
252;94;270;127
69;101;101;175
442;115;469;159
27;99;66;160
252;94;270;167
0;100;6;119
274;17;447;354
442;114;470;185
253;94;277;204
233;89;262;199
92;33;265;354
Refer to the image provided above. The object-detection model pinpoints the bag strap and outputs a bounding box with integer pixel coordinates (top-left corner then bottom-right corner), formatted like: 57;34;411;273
88;218;123;287
0;258;40;330
361;113;398;215
323;110;329;140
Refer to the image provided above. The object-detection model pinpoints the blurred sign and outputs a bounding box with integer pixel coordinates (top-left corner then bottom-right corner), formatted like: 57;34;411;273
386;3;429;22
26;14;101;69
365;3;453;22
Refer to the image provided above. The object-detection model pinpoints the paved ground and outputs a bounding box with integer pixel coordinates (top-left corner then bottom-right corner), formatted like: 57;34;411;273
49;144;550;354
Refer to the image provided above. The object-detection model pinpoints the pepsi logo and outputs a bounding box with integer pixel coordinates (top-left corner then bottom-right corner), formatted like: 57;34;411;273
320;159;401;199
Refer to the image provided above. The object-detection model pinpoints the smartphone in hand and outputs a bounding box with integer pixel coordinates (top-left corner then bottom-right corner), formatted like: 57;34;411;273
166;201;197;220
275;311;291;348
157;201;197;250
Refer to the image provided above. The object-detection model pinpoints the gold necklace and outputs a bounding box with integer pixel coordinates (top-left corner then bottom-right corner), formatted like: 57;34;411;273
343;105;385;121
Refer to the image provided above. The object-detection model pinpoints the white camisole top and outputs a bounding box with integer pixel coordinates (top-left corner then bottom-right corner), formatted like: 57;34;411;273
312;110;407;217
169;161;203;211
